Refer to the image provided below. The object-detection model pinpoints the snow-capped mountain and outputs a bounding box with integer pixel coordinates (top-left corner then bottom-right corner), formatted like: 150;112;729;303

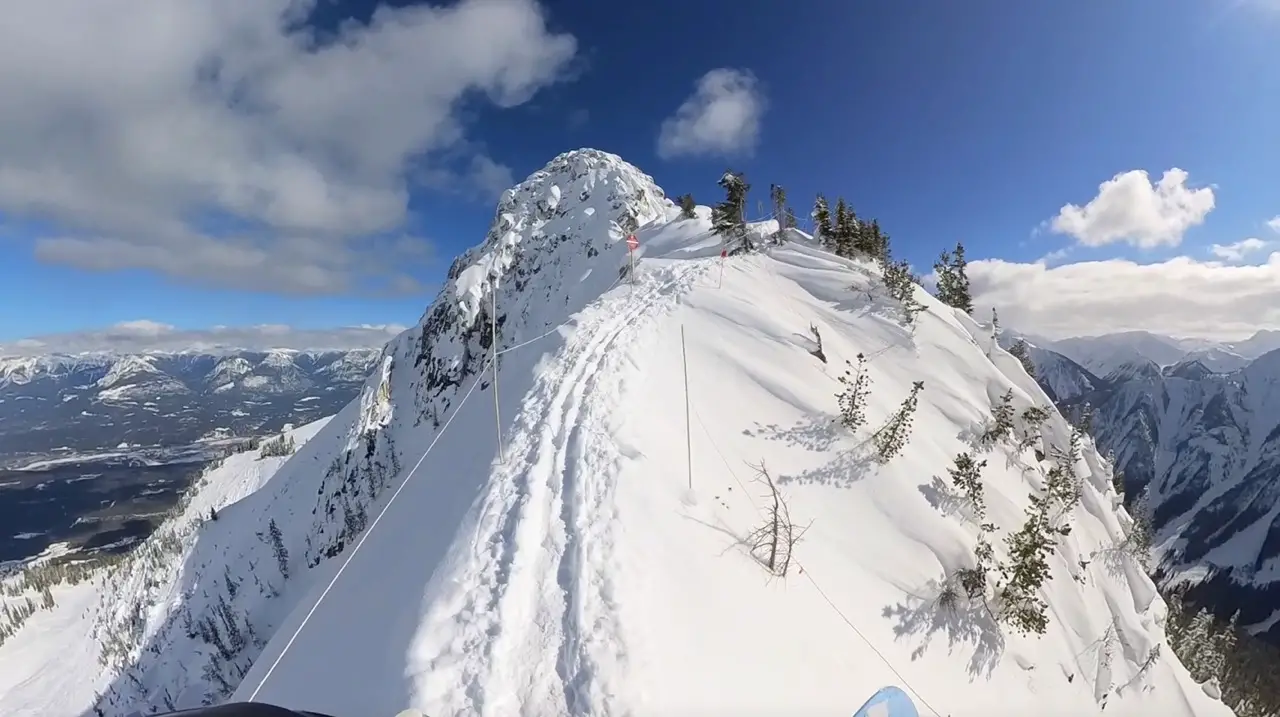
0;149;1229;717
0;348;382;463
1044;331;1269;376
1019;341;1280;642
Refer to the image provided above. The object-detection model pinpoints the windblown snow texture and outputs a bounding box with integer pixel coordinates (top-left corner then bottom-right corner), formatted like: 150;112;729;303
0;149;1232;717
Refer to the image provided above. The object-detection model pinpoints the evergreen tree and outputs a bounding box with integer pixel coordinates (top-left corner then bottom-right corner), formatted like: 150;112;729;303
785;206;797;230
712;171;751;252
1008;339;1036;378
871;381;924;462
678;193;697;219
833;198;854;257
812;195;833;250
848;217;888;261
770;184;788;243
1185;608;1220;681
933;242;973;313
836;353;871;432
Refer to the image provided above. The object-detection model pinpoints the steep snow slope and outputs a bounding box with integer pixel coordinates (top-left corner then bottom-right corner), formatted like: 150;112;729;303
0;150;1230;717
0;418;333;714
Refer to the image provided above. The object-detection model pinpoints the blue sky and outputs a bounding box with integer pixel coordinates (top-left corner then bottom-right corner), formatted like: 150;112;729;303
1;0;1277;347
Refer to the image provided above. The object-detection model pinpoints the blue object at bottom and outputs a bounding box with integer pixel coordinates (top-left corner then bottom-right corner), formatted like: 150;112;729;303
852;685;919;717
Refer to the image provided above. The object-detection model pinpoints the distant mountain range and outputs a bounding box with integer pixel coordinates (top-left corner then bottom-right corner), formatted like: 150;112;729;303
0;348;385;467
1042;329;1280;377
1015;330;1280;642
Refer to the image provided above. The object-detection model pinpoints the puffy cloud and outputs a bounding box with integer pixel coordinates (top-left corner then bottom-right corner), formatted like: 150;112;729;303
657;69;765;160
0;0;576;294
0;322;408;357
1047;168;1215;248
967;254;1280;341
1209;237;1271;262
1268;216;1280;233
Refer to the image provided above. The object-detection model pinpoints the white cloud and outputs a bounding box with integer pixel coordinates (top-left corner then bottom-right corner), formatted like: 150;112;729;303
1268;216;1280;233
0;0;576;295
657;68;765;160
966;254;1280;340
1210;237;1271;262
1047;168;1215;248
0;322;408;357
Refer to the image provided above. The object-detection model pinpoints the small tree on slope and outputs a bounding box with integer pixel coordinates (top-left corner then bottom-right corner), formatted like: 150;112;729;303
1007;338;1036;378
678;193;697;219
872;380;924;462
812;194;833;250
997;493;1055;635
713;170;751;252
883;259;927;326
770;183;788;243
836;353;871;432
932;242;973;314
833;197;855;257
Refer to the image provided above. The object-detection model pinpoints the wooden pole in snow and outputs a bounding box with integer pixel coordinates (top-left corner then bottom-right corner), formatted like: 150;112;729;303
682;325;692;492
491;285;504;464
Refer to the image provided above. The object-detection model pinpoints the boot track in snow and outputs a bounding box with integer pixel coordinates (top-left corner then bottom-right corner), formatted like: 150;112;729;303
412;260;705;717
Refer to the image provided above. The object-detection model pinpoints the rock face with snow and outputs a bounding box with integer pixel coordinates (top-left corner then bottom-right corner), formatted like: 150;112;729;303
0;150;1230;717
1022;342;1280;642
0;348;382;463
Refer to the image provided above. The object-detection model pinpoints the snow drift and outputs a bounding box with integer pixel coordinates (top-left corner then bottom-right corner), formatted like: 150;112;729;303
0;149;1233;717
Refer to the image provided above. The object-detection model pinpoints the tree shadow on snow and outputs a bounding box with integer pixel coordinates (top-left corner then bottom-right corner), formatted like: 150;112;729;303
775;442;877;488
743;414;841;453
918;476;970;523
881;578;1006;680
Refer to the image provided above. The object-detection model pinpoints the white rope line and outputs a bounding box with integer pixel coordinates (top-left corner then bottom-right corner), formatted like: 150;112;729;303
246;356;492;700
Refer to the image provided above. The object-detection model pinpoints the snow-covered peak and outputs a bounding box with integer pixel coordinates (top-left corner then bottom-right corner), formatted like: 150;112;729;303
206;356;254;385
1103;358;1162;384
260;349;298;369
447;147;669;328
94;355;162;389
0;353;113;387
1163;358;1214;381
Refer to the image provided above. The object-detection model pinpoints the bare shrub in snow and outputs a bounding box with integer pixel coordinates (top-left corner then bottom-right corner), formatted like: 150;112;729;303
836;353;870;432
808;323;827;363
744;461;810;578
872;380;924;463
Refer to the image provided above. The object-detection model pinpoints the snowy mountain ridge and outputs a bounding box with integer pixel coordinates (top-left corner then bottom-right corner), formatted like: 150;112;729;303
1017;341;1280;643
0;149;1231;717
0;348;383;389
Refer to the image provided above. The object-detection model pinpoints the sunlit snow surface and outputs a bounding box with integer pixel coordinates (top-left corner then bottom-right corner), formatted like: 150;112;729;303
0;151;1232;717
